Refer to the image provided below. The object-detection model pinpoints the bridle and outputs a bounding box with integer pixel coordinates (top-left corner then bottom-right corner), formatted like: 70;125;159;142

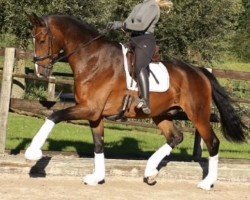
32;19;105;76
32;21;59;75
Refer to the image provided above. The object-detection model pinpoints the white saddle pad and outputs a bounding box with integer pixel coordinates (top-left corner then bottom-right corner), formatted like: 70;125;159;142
121;44;170;92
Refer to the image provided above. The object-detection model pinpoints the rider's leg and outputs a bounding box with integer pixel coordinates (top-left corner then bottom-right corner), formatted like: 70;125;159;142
137;67;151;114
132;34;156;115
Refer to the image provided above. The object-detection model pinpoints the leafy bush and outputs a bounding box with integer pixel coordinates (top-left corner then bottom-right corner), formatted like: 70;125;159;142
156;0;243;65
24;82;48;101
232;0;250;61
0;0;245;65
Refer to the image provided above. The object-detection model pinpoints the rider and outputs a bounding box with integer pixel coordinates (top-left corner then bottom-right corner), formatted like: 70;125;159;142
108;0;173;115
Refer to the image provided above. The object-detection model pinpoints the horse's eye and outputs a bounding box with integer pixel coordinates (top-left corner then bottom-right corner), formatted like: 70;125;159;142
38;40;46;44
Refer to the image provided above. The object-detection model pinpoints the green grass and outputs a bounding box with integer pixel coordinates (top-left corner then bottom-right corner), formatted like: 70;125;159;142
212;60;250;72
218;78;250;101
0;34;19;48
6;113;250;160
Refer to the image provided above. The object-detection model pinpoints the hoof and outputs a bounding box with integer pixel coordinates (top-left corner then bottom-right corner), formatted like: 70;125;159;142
25;147;42;161
143;177;157;186
83;174;105;186
197;180;214;191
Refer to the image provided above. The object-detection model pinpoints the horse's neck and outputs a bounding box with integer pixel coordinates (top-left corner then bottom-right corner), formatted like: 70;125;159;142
69;41;124;82
55;22;95;55
66;40;102;76
60;32;98;68
54;21;124;79
63;36;92;56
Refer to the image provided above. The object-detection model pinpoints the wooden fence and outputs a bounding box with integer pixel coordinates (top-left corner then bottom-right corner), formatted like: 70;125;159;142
0;48;249;158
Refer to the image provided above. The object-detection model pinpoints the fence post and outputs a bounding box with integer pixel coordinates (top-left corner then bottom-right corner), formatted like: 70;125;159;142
0;48;15;154
47;76;55;101
192;129;203;159
11;53;26;99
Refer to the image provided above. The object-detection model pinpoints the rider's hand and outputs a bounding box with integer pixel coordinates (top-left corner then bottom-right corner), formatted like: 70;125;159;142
106;21;123;30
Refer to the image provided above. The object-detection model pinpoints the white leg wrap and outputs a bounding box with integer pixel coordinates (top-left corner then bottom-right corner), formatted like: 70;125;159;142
83;153;105;186
144;144;172;177
25;119;55;161
197;154;219;190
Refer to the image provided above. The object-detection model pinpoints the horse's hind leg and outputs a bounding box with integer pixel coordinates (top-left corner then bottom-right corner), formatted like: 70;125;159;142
83;118;105;186
186;109;220;190
195;120;220;190
144;116;183;185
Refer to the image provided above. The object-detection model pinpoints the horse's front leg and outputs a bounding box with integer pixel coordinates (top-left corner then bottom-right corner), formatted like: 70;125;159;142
25;105;96;161
143;117;183;185
83;119;105;186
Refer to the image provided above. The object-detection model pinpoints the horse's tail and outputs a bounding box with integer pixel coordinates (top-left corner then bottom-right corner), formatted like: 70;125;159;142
199;67;247;143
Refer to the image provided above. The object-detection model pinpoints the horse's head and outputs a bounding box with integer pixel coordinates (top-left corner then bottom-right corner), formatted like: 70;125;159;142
27;13;63;78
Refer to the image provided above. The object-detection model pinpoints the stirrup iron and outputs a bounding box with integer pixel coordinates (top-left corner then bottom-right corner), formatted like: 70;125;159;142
136;99;151;115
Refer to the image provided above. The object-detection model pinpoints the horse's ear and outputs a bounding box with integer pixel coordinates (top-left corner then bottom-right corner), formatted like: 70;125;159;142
26;12;45;27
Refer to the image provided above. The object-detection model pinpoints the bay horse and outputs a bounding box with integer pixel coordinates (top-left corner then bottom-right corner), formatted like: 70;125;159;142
24;13;247;190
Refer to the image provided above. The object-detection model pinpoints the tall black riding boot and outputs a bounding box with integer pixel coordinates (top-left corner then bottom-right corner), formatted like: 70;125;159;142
137;68;151;115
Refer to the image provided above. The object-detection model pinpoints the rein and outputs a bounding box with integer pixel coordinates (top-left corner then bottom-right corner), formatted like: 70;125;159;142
53;34;104;64
55;27;113;63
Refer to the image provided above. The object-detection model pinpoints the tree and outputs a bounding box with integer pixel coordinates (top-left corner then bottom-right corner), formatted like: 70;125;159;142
0;0;244;65
0;0;84;48
232;0;250;61
156;0;243;65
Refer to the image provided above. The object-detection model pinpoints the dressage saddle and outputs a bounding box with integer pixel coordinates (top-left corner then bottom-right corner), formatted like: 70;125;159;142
126;45;161;77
